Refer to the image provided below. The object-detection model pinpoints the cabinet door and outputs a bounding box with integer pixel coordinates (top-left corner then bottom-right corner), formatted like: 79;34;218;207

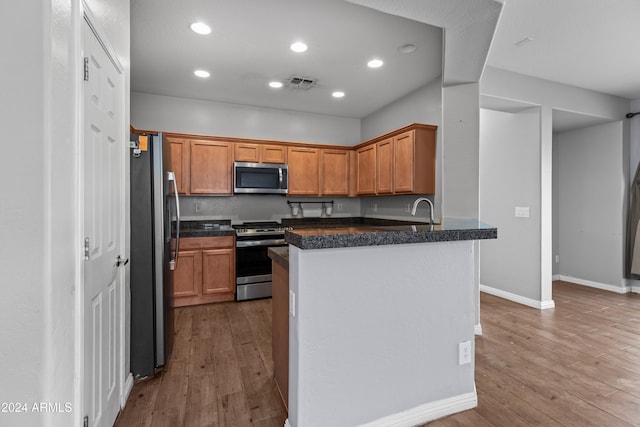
288;147;319;195
172;250;201;300
393;131;415;193
190;139;232;194
320;149;350;196
356;144;376;195
376;138;393;194
202;248;235;295
261;144;287;164
166;136;190;194
234;143;261;163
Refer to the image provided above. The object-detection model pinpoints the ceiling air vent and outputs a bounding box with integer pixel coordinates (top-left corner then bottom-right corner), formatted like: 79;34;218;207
288;76;317;90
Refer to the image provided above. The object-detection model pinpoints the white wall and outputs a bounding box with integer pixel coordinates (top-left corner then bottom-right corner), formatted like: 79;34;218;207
0;1;130;426
288;241;476;426
361;78;442;141
0;3;47;425
480;67;629;306
554;122;625;289
132;92;361;146
480;108;542;301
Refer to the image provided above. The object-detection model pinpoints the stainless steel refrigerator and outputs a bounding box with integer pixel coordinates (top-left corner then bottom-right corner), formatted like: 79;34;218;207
129;132;181;377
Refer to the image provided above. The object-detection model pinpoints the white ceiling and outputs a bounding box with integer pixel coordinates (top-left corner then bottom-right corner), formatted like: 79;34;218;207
130;0;442;119
486;0;640;101
131;0;640;129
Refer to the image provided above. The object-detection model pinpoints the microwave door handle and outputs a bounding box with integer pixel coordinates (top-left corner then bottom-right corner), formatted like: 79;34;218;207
278;168;283;189
167;171;180;270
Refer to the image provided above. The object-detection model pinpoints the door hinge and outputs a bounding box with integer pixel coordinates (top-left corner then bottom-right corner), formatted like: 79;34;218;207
83;415;89;427
84;237;90;260
83;57;89;81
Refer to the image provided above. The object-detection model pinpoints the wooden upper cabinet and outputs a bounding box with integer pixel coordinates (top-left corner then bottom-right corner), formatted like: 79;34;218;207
376;138;393;195
261;144;287;164
393;128;436;194
166;136;190;194
288;146;319;195
356;144;376;195
190;139;232;195
234;142;287;164
234;143;261;163
320;149;350;196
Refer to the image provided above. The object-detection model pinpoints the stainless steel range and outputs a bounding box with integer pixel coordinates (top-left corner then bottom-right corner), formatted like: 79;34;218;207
233;221;291;301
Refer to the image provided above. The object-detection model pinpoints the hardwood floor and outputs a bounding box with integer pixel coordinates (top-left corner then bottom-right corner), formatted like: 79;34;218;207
116;281;640;426
115;299;286;427
426;281;640;426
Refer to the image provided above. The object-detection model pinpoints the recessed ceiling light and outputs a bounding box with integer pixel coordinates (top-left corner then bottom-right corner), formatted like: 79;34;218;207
190;22;211;35
194;70;210;78
290;41;308;53
367;58;384;68
269;81;283;89
332;91;345;98
398;43;417;54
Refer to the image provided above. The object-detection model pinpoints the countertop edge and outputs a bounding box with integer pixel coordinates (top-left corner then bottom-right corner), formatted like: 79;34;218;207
285;220;497;250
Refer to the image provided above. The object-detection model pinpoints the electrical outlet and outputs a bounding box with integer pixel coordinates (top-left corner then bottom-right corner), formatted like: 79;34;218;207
289;290;296;317
459;341;471;365
373;203;378;213
555;255;560;263
337;203;343;211
195;203;201;213
405;203;410;213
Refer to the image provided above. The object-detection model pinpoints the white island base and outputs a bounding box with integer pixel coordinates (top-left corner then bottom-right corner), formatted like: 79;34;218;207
285;240;477;427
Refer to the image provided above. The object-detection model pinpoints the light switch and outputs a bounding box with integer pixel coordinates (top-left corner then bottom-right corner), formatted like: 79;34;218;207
515;207;530;218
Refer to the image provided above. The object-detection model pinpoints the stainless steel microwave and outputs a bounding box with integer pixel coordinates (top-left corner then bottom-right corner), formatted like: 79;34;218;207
233;162;288;194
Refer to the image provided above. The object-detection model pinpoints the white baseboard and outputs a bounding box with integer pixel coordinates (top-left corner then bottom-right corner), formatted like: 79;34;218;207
480;284;555;310
474;323;483;336
358;389;477;427
121;373;134;408
552;274;562;281
556;275;629;294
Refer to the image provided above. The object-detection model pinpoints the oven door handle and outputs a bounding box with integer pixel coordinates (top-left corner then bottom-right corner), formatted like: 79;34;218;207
236;238;286;248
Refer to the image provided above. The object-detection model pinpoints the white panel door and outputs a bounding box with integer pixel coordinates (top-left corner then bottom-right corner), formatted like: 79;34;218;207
82;18;124;427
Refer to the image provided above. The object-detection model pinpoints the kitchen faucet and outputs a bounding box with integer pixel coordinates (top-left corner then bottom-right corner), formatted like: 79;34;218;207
411;197;434;225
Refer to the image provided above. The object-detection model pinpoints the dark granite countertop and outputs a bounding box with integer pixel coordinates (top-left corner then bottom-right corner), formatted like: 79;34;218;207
268;246;289;270
178;219;235;238
285;218;497;250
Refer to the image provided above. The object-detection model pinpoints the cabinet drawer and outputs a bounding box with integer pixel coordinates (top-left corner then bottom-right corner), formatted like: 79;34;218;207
180;236;235;250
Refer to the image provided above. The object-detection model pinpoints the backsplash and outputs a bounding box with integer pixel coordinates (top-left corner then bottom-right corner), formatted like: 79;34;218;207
178;194;435;224
360;194;437;223
179;195;360;223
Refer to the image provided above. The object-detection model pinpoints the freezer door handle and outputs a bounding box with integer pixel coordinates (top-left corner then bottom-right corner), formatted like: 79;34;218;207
167;171;180;270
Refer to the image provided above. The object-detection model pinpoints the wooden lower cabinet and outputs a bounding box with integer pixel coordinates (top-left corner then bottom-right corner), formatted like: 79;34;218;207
172;236;235;307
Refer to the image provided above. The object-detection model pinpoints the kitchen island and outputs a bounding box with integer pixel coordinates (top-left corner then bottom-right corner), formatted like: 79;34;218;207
273;219;496;427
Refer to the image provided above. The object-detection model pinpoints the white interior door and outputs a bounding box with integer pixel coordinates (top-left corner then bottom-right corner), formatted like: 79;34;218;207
82;17;124;427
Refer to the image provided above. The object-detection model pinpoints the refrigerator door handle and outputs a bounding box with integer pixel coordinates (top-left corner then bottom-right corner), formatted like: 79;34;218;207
167;171;180;270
